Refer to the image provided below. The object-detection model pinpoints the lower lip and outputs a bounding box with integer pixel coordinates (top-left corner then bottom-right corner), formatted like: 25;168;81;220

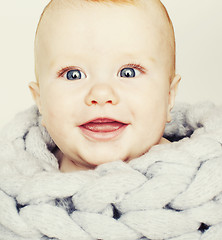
79;124;128;141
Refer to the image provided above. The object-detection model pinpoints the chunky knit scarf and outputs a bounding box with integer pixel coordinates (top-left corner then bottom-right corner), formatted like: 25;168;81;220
1;102;222;240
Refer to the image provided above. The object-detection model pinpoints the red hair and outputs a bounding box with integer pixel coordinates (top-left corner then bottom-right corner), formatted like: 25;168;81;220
85;0;135;3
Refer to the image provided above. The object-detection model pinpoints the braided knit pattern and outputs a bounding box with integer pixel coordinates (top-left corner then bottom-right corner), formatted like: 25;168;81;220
1;102;222;240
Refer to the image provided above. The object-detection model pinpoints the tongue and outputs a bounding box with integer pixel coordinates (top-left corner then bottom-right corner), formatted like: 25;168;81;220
82;121;124;132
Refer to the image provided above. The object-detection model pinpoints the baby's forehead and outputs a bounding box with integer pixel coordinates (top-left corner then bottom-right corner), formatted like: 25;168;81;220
37;0;173;42
41;0;169;22
35;0;175;81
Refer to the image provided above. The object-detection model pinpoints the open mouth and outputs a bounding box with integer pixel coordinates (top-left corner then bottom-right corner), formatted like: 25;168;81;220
79;118;128;141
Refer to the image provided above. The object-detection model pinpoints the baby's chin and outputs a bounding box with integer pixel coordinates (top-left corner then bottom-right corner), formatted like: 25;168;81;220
80;152;132;168
59;136;170;172
59;150;135;172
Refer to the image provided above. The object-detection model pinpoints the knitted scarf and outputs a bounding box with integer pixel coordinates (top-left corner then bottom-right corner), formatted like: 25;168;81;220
1;102;222;240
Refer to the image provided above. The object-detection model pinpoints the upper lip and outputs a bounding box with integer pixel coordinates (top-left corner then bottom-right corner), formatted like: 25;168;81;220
79;118;128;126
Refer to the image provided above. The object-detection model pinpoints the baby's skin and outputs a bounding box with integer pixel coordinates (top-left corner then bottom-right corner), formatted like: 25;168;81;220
29;0;181;172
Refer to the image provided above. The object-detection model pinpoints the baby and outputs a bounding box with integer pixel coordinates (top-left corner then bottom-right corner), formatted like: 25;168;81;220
2;1;222;239
29;0;181;172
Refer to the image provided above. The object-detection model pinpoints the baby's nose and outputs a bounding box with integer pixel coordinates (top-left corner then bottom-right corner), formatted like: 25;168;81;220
85;83;119;106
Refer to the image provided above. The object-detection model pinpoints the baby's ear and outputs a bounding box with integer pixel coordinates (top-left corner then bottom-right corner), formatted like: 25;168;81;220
167;74;181;122
28;82;42;114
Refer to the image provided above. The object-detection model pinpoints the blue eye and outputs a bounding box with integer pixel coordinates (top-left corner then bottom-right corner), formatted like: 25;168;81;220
119;68;140;78
66;69;86;80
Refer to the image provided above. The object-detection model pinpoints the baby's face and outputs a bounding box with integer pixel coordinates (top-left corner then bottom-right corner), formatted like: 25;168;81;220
30;0;180;171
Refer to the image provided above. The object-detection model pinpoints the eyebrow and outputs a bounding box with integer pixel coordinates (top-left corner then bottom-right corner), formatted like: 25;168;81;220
148;57;156;63
49;52;156;70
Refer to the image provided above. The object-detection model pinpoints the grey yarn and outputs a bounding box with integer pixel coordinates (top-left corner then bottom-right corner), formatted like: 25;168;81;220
1;102;222;240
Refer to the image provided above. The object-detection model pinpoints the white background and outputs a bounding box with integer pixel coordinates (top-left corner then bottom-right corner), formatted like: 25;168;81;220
0;0;222;129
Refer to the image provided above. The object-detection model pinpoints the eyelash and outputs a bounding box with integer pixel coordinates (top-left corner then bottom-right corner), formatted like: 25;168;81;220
57;66;82;78
56;63;147;78
119;63;147;75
